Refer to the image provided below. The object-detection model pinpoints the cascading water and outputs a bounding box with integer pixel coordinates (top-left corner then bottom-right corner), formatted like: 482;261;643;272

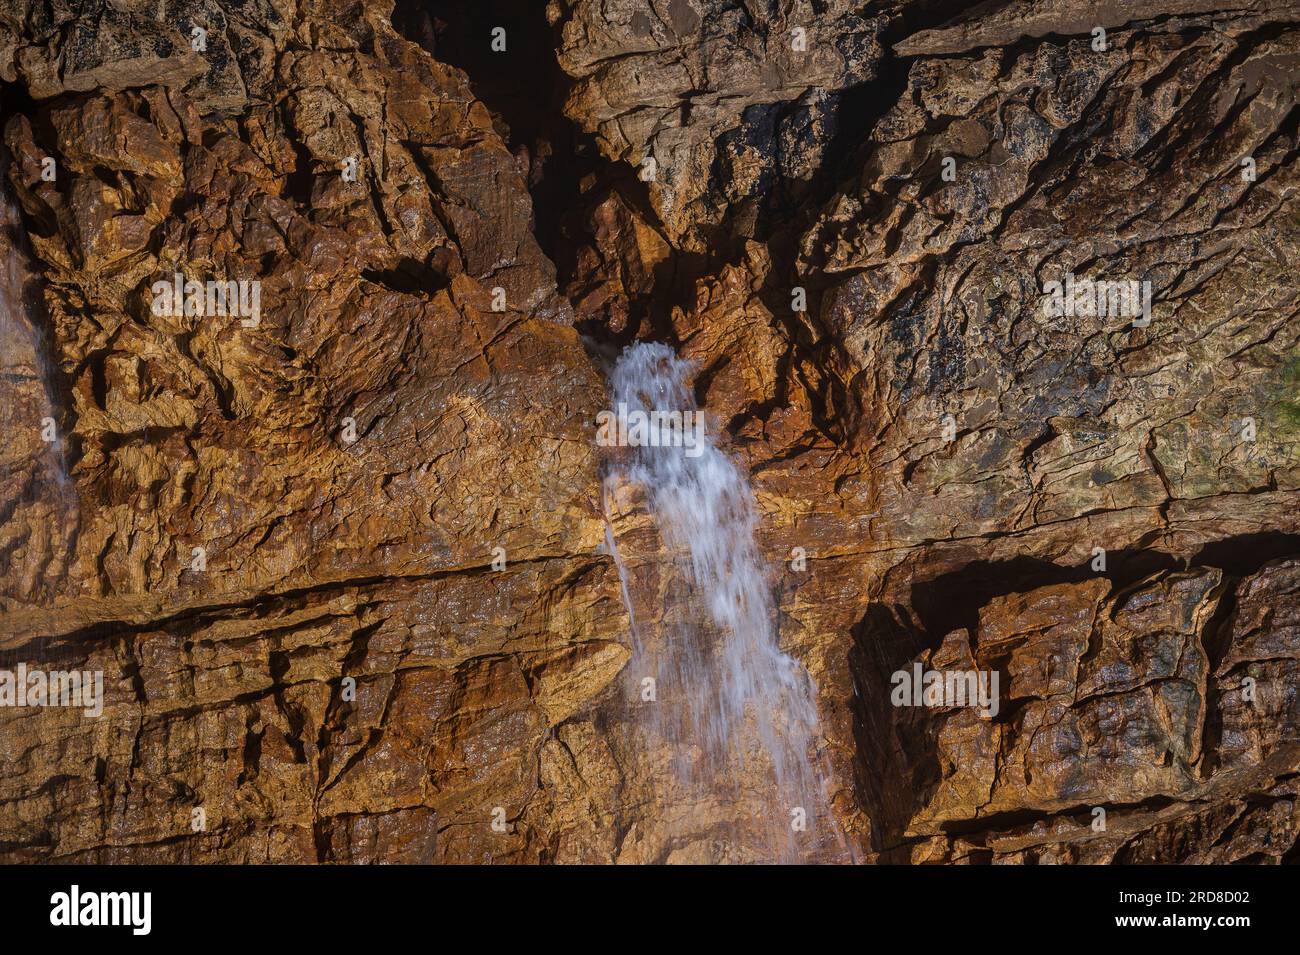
602;342;851;863
0;187;67;486
0;185;75;625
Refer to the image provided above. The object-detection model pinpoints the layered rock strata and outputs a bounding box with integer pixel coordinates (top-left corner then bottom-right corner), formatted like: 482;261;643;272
0;0;1296;862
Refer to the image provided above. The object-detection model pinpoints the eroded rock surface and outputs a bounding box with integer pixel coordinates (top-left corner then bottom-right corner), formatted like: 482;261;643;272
1;0;1297;863
549;0;886;250
1;0;608;863
857;560;1300;862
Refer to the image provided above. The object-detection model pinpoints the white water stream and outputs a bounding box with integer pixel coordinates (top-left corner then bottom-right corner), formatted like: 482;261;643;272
602;342;850;863
1;188;66;486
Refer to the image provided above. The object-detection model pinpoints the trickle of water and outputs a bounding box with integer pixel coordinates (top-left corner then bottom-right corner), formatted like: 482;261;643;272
0;187;67;486
602;342;851;863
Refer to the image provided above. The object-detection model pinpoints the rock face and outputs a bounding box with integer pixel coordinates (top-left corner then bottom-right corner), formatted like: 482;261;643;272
549;0;885;250
0;0;610;864
858;561;1300;862
1;1;1297;863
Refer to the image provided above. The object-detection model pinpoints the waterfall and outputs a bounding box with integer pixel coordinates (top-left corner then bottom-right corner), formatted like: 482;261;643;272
602;342;851;863
0;187;67;486
0;185;75;620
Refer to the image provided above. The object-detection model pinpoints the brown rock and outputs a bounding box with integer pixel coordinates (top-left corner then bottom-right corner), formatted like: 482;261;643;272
1;0;1298;866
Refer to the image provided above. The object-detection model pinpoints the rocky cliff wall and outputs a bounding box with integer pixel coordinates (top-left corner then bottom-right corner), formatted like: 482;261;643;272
0;0;1297;863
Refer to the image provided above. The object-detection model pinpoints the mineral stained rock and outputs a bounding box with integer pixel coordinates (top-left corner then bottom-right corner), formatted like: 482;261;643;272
1;0;1297;863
